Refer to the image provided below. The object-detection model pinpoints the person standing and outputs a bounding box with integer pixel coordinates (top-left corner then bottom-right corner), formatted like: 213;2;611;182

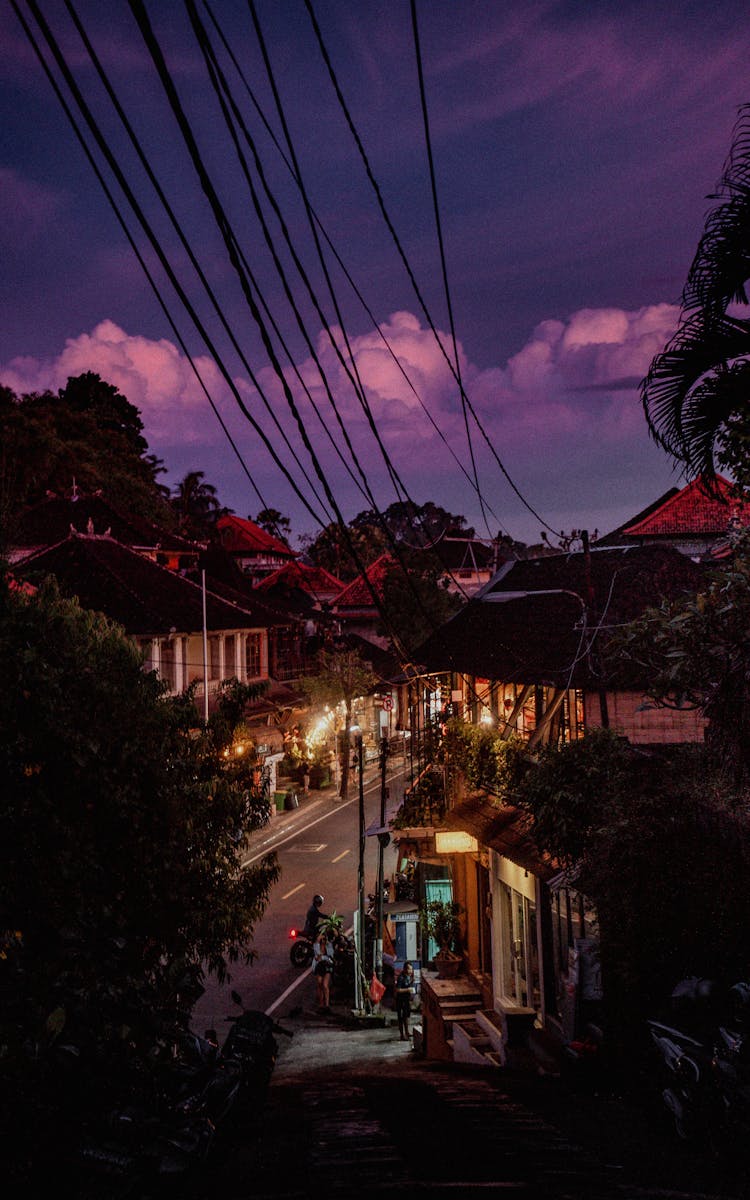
312;931;334;1012
302;762;311;794
394;961;416;1042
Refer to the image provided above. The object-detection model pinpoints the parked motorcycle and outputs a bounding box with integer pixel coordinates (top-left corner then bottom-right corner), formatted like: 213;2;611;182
648;976;750;1149
77;992;291;1189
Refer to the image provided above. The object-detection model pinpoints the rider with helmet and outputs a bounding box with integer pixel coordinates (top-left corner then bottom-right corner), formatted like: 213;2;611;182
303;894;329;939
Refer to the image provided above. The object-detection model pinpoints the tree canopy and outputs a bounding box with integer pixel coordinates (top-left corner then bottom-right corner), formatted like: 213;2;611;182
0;373;173;543
0;576;278;1179
170;469;229;540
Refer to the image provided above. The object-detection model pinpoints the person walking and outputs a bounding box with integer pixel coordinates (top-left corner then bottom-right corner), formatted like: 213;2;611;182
312;930;334;1012
394;961;416;1042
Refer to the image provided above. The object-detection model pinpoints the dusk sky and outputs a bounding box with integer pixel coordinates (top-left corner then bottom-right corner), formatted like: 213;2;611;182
2;1;749;546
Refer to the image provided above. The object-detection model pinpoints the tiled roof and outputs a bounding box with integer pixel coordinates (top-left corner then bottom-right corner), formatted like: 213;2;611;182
418;544;705;689
9;493;199;554
335;554;396;610
598;475;750;544
14;534;279;637
217;515;295;557
622;475;750;536
256;560;344;597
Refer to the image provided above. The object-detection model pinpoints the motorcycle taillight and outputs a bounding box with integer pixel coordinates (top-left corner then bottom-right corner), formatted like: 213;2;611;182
289;928;297;939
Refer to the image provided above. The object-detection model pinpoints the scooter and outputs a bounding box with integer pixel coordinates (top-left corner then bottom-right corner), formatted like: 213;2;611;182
289;926;315;967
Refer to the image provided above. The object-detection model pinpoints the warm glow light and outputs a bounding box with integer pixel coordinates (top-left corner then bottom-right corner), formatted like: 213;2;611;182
235;743;245;756
436;831;478;854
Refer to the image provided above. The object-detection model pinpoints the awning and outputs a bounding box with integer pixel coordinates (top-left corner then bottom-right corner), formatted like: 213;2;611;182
439;792;557;881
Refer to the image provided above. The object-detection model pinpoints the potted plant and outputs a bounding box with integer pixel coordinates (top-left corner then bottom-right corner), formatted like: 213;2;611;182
420;899;464;978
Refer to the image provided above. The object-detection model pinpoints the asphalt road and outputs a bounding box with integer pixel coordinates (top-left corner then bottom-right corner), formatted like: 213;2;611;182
191;763;407;1035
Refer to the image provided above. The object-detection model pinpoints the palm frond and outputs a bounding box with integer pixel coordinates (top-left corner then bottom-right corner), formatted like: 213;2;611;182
684;104;750;317
641;312;750;474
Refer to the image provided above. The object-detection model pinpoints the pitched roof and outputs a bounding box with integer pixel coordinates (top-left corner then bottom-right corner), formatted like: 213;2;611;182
14;534;280;637
418;544;706;689
599;475;750;545
217;514;295;557
255;560;344;597
334;554;396;610
9;493;199;554
623;475;750;536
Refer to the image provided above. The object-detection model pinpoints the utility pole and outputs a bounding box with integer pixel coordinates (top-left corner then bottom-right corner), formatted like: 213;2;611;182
374;737;389;988
582;529;609;729
356;733;366;1011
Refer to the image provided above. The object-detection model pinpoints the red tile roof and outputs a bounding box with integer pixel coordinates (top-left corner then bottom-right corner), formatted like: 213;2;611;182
217;515;295;557
334;554;396;610
606;475;750;540
256;560;344;596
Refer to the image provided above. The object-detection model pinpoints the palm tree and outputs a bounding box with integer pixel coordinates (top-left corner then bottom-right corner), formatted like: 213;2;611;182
642;104;750;483
171;470;225;540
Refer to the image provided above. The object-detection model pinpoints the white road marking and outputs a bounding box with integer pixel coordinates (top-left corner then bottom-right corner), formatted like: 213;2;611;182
241;766;405;869
265;924;355;1016
331;849;350;863
281;882;305;900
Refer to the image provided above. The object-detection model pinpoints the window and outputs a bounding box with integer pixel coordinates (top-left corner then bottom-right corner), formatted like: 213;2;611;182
246;632;262;679
208;636;221;680
160;640;177;691
224;634;236;678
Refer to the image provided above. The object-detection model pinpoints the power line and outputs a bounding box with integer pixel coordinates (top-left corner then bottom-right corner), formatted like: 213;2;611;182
202;0;513;541
12;0;276;524
305;0;560;538
410;0;491;540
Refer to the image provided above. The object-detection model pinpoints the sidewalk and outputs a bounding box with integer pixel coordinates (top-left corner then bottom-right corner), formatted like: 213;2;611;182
185;999;743;1200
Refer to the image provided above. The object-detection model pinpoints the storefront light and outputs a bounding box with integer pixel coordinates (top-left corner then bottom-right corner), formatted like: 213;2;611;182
435;831;478;853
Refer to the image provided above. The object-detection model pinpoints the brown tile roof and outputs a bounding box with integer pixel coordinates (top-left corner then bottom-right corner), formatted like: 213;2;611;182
418;544;706;689
14;534;280;637
217;515;295;558
9;493;199;555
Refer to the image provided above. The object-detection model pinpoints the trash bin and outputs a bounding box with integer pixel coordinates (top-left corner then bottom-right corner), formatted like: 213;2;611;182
284;789;299;811
274;791;286;813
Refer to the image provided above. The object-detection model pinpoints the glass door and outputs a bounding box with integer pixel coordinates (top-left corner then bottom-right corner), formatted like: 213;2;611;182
499;882;541;1010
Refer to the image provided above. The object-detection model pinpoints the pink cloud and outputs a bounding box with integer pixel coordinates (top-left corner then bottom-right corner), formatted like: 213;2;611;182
0;320;230;446
0;303;680;513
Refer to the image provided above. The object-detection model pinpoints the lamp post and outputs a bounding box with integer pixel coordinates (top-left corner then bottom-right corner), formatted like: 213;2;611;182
374;737;389;989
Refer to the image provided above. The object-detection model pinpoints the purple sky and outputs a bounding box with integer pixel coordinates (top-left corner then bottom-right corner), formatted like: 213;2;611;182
2;2;749;545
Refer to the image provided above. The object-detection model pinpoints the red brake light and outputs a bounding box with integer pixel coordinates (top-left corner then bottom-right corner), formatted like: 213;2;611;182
289;928;297;939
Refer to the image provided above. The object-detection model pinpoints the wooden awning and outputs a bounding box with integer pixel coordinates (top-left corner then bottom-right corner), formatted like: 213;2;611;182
439;792;557;881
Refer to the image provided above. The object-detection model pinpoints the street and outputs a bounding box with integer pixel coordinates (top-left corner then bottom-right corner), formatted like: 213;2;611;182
191;761;408;1034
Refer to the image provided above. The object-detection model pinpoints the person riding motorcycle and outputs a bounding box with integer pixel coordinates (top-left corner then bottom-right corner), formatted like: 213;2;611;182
302;894;328;939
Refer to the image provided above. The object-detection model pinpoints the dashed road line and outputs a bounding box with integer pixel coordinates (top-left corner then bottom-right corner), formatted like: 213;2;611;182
332;849;351;863
282;882;305;900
